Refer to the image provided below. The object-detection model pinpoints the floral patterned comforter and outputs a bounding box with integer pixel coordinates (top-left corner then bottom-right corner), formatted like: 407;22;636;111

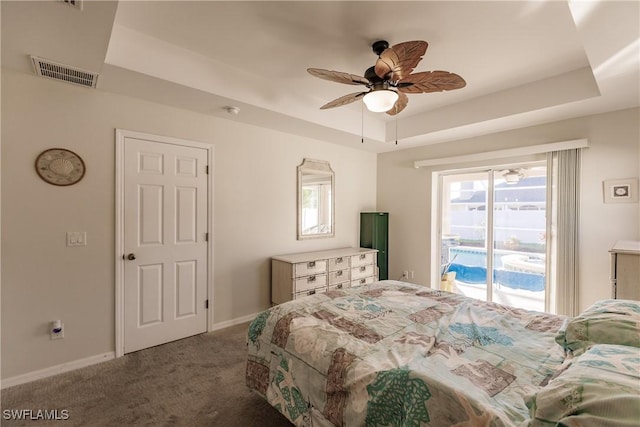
246;280;567;426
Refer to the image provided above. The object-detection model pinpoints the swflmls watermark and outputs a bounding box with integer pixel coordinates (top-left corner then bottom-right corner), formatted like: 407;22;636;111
3;409;70;421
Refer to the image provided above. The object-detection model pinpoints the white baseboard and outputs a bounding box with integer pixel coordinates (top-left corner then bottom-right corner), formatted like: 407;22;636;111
2;314;259;389
210;312;260;332
1;352;115;390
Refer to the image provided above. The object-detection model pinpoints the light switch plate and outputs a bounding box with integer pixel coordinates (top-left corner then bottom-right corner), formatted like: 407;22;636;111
67;231;87;247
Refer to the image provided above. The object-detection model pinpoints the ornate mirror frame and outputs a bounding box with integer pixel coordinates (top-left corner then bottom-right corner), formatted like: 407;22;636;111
297;158;335;240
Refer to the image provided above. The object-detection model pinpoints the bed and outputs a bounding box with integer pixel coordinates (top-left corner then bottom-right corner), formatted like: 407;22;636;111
246;280;640;426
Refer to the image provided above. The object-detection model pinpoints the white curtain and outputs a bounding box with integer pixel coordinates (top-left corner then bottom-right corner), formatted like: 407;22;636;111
547;149;581;316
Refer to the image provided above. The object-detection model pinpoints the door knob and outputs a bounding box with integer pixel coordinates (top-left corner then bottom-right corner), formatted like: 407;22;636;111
127;253;136;260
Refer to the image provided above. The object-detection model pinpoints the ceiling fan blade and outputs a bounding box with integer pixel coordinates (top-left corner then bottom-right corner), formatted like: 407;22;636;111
307;68;370;86
374;50;398;81
386;92;408;116
375;41;428;81
398;71;466;94
320;92;367;109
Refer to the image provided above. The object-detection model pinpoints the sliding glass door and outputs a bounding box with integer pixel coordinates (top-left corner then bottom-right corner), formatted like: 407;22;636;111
438;163;548;312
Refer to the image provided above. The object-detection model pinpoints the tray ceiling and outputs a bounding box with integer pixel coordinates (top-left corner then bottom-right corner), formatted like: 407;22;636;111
2;1;638;152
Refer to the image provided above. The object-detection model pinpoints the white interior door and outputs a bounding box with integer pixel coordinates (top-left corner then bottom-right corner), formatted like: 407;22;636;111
123;136;208;353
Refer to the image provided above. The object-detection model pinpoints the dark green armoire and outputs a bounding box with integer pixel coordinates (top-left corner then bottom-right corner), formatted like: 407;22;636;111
360;212;389;280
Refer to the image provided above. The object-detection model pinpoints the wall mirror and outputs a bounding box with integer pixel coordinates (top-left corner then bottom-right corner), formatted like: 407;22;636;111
297;158;334;240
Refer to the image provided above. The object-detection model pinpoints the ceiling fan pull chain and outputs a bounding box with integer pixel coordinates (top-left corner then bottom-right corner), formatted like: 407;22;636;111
361;101;364;143
395;111;398;145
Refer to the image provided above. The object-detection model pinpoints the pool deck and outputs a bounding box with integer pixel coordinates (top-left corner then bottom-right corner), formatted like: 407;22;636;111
453;281;545;312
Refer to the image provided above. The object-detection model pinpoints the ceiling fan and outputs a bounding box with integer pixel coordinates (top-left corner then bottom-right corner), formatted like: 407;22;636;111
307;40;466;116
503;168;525;184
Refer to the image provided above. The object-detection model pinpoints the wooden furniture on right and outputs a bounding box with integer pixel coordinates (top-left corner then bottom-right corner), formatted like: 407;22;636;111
609;240;640;300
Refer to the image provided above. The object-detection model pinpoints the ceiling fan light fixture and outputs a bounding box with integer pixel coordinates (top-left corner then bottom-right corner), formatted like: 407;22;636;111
308;40;465;115
503;169;524;184
363;89;398;112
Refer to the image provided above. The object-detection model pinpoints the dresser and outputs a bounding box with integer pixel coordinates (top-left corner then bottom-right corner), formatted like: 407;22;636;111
271;247;378;304
609;240;640;300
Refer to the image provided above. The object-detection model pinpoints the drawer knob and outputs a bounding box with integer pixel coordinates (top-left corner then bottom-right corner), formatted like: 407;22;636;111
308;261;316;268
337;271;343;276
308;290;316;296
337;284;343;289
336;257;343;263
360;266;366;272
308;275;316;283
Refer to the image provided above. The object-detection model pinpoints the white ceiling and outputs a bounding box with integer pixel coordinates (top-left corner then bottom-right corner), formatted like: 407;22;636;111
2;1;639;153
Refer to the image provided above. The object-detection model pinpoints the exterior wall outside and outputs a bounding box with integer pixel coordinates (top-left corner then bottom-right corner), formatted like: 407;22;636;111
0;70;377;379
377;107;640;313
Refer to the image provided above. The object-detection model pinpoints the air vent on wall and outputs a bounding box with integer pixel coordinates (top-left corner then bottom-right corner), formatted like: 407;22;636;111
31;56;98;88
61;0;82;11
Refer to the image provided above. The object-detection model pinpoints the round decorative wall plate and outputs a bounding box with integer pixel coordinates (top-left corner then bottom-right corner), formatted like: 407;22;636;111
35;148;86;186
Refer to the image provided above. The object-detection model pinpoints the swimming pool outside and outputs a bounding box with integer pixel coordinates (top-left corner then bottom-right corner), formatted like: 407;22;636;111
443;245;546;312
446;246;545;270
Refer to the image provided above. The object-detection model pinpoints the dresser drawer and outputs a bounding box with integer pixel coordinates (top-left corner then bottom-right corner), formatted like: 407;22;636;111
329;256;350;271
328;282;348;292
351;276;375;288
294;273;327;292
351;252;374;267
329;269;350;285
294;287;323;299
351;264;374;280
294;260;327;277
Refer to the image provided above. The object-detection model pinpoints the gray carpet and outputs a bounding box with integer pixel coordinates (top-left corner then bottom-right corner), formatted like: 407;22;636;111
1;323;292;426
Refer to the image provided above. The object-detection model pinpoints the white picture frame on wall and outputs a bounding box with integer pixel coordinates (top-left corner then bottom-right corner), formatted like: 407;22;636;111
603;178;639;203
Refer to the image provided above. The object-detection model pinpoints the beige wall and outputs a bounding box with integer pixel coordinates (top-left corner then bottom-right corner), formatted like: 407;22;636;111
2;67;638;382
378;107;640;313
1;70;377;379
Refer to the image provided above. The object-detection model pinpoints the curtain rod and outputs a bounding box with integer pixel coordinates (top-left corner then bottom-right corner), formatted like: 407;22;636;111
414;139;589;168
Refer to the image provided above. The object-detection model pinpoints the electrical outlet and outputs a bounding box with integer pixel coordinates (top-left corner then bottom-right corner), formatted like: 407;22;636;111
51;323;64;340
402;270;408;278
410;271;415;279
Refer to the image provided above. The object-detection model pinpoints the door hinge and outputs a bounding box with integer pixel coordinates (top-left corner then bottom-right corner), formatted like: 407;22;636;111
206;165;209;174
205;232;209;242
205;299;209;309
